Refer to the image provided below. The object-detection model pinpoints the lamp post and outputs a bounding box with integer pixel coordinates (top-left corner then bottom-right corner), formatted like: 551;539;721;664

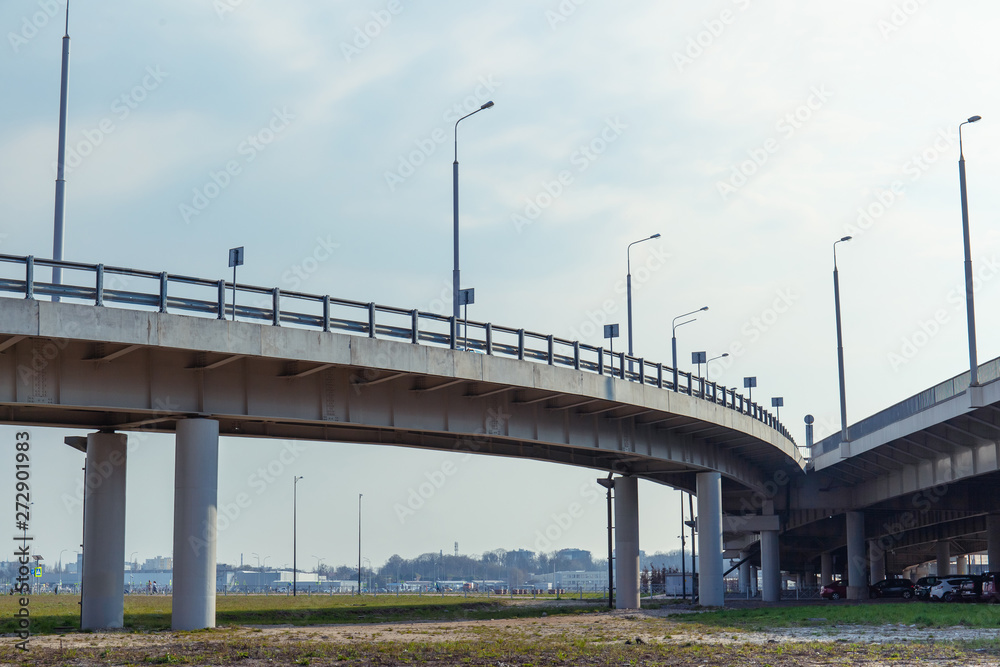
833;236;851;444
252;553;260;569
51;1;71;297
706;353;729;379
293;475;303;596
129;551;138;572
959;115;982;386
452;101;494;323
626;233;661;373
596;475;614;608
671;307;708;391
358;493;363;595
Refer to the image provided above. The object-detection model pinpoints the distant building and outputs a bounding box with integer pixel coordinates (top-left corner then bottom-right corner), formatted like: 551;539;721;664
143;556;173;571
557;548;591;562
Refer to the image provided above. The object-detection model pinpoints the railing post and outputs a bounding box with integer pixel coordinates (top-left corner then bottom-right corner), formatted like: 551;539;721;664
272;288;281;325
323;296;331;332
597;348;604;375
25;256;34;300
619;352;625;379
158;272;168;313
368;302;376;338
96;264;105;307
517;329;525;360
573;342;580;370
216;279;225;319
547;335;554;365
411;310;419;343
485;323;493;355
656;363;663;389
450;317;457;349
638;358;645;385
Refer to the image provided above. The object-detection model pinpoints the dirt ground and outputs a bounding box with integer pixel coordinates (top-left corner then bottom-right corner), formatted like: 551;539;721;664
6;605;1000;666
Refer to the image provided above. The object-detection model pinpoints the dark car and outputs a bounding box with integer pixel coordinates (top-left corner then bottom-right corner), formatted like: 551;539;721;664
821;582;847;600
914;576;941;600
869;578;915;599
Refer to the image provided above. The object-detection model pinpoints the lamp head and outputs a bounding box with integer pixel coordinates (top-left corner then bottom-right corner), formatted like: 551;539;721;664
721;353;729;358
481;101;495;110
650;233;661;239
700;306;709;312
968;115;982;123
840;236;852;243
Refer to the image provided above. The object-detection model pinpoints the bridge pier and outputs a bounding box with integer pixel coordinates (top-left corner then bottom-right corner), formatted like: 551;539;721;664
738;551;751;595
935;541;951;576
988;514;1000;571
956;555;968;575
81;432;128;630
696;472;723;606
613;476;639;609
172;419;219;631
820;552;833;587
846;511;867;600
760;529;780;601
868;539;885;583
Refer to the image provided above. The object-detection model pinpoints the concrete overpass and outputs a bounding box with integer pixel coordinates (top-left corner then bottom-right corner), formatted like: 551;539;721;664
0;254;801;628
771;357;1000;599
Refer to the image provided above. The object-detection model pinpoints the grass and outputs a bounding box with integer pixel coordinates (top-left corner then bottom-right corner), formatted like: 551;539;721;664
683;600;1000;630
0;594;601;634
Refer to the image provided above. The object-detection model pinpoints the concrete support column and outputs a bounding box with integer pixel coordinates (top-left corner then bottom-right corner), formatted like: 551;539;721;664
988;515;1000;572
935;541;951;577
172;419;220;630
696;472;723;606
805;564;817;589
81;432;128;630
738;551;751;594
846;511;867;600
750;565;758;596
760;530;780;601
957;555;968;575
613;476;639;609
868;539;885;583
821;552;833;585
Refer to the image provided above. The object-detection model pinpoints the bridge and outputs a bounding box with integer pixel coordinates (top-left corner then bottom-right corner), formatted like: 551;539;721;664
0;254;800;629
768;357;1000;599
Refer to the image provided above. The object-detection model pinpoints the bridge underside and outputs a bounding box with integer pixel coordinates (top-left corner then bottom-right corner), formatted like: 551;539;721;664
0;299;801;493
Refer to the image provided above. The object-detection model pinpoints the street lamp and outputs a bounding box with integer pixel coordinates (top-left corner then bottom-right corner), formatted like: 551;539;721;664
672;307;708;391
626;233;661;373
129;551;138;572
959;115;982;386
452;101;495;324
312;555;324;573
706;352;729;379
293;475;304;596
596;475;615;608
833;236;851;445
358;493;363;595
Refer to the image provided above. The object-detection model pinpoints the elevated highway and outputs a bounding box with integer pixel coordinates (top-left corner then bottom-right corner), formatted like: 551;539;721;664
0;254;800;627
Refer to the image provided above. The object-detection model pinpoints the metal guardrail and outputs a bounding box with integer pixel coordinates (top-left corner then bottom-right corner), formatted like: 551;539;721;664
813;356;1000;457
0;254;794;443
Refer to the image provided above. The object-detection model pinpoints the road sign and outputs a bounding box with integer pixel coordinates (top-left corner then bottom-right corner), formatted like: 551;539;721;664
33;566;42;578
691;351;707;364
458;288;475;306
603;324;619;338
228;246;245;268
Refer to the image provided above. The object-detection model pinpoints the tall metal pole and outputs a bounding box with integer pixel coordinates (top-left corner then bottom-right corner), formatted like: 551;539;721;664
452;101;494;322
833;237;851;444
679;491;687;601
626;234;660;375
52;1;71;298
293;476;303;596
606;484;613;608
671;307;707;391
358;493;363;595
688;492;697;602
959;115;982;386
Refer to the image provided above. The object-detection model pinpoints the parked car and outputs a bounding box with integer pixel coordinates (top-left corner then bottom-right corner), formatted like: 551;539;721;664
821;582;847;600
869;578;915;599
979;572;1000;603
914;576;941;600
929;576;980;602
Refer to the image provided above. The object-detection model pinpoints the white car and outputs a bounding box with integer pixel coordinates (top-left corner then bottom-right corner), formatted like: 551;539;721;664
929;577;977;602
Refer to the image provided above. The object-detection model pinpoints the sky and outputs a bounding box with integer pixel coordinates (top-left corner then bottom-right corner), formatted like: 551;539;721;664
2;0;1000;574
